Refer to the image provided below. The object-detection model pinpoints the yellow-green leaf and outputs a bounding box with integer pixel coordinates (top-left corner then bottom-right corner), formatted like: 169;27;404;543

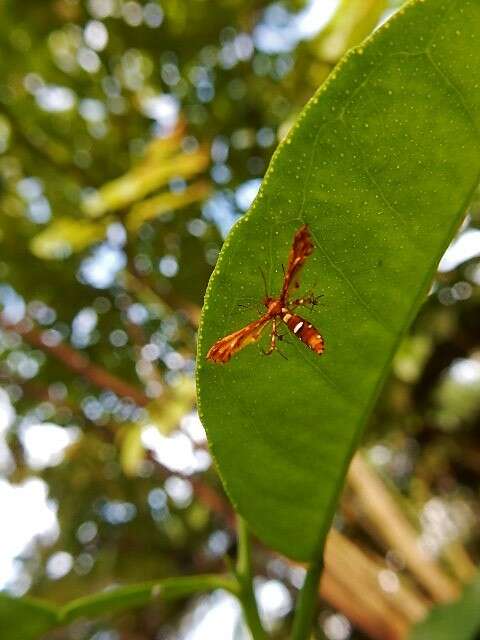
126;180;211;231
82;147;209;218
30;217;106;259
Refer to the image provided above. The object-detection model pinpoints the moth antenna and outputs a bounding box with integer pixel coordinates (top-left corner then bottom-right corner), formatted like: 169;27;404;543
259;266;269;298
339;259;384;275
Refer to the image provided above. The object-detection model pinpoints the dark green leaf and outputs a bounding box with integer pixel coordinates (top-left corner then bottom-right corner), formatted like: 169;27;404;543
197;0;480;561
0;593;58;640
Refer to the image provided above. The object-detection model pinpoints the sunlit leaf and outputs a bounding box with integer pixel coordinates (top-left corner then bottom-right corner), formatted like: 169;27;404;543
141;123;187;163
126;180;211;231
82;144;209;218
313;0;388;63
0;114;11;152
148;376;197;436
119;423;145;476
409;574;480;640
197;0;480;561
30;217;106;259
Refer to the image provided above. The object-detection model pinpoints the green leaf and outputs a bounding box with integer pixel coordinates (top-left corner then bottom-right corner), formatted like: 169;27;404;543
312;0;388;64
409;574;480;640
119;422;145;476
196;0;480;561
0;593;58;640
147;376;197;436
30;217;106;259
125;180;211;231
82;142;209;218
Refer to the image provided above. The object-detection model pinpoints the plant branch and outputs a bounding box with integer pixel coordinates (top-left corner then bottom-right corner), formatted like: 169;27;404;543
235;517;268;640
0;317;148;406
122;265;201;329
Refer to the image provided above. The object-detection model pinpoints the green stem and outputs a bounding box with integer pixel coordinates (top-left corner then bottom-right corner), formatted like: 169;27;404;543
291;558;325;640
60;574;240;624
235;517;268;640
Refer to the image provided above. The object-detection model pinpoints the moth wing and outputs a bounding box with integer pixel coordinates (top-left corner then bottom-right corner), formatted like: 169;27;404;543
281;224;314;299
207;314;272;363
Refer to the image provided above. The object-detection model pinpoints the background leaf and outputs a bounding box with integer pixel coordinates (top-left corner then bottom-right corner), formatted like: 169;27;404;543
311;0;388;64
409;574;480;640
81;139;209;218
125;181;211;231
0;593;58;640
30;218;106;259
197;0;480;561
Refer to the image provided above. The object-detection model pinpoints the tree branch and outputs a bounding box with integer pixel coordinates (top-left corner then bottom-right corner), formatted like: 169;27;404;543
0;318;148;406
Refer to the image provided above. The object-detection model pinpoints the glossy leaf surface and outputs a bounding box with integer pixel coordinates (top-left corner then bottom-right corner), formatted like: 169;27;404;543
197;0;480;561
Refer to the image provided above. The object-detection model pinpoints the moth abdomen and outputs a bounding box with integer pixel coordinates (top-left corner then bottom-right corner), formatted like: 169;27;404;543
281;312;325;355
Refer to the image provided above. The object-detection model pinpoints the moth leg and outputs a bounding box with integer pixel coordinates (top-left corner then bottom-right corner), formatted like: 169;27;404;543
275;322;289;358
289;296;304;309
276;327;291;344
237;302;264;315
290;291;324;310
259;266;269;299
263;317;278;356
236;296;264;314
263;320;289;359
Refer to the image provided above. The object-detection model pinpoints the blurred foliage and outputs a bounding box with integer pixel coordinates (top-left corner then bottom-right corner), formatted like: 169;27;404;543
409;573;480;640
0;0;479;639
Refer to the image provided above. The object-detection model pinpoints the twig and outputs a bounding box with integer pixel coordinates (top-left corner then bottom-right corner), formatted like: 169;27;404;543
235;517;268;640
0;318;148;406
122;268;200;328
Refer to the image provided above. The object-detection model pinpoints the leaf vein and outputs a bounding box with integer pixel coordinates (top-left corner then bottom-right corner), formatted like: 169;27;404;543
307;226;394;335
341;124;426;255
424;50;480;144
